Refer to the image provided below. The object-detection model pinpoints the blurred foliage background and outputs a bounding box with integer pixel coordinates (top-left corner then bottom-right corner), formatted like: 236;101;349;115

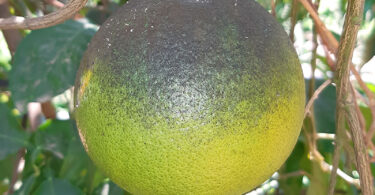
0;0;375;194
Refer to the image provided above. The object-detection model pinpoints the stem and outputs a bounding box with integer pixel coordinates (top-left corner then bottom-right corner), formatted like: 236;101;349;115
304;79;332;118
0;0;87;30
334;1;373;194
41;101;56;119
289;0;298;42
297;0;339;54
0;1;22;54
271;0;276;17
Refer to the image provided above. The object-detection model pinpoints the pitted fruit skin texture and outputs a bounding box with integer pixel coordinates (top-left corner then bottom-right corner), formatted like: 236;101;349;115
74;0;305;194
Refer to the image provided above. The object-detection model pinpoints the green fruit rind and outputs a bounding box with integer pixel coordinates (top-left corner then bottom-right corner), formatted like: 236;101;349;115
75;0;305;194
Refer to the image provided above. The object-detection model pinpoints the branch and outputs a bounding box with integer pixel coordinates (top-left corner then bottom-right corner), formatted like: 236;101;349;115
45;0;64;8
321;159;361;188
0;0;87;30
289;0;298;42
333;1;373;195
320;159;361;188
298;0;374;193
0;1;23;55
304;79;332;118
271;0;276;17
297;0;339;54
317;133;335;140
5;149;25;195
307;147;361;188
41;101;56;119
352;69;375;141
328;120;344;195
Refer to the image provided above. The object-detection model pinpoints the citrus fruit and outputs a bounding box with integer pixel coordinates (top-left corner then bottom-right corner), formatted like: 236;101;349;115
74;0;305;194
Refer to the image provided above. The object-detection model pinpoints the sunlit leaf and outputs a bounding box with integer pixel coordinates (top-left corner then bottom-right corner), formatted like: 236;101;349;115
9;20;98;112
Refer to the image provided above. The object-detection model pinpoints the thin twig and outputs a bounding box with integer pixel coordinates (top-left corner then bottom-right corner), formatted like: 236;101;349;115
298;0;370;78
277;170;312;180
271;0;276;17
351;83;367;136
307;146;361;188
319;159;361;188
289;0;298;42
328;122;344;195
5;149;26;195
45;0;64;8
0;0;87;30
297;0;339;55
352;69;375;141
317;133;335;140
307;7;319;118
0;1;23;55
302;119;360;188
304;79;332;118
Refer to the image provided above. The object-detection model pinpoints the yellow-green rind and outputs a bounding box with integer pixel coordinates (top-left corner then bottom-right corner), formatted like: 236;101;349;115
74;0;305;194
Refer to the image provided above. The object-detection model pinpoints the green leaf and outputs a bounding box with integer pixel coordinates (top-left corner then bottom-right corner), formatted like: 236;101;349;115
0;102;28;160
13;175;37;195
35;120;76;159
9;20;98;112
312;79;336;134
32;119;105;193
57;122;99;192
305;79;336;154
33;177;83;195
367;83;375;94
0;153;16;180
0;154;17;194
278;140;309;194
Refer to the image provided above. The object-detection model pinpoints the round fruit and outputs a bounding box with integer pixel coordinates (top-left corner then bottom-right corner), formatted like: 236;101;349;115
74;0;305;194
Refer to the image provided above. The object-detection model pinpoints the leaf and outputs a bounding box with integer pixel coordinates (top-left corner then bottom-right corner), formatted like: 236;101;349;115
9;20;98;112
367;83;375;94
0;154;17;194
13;175;37;195
311;79;336;134
278;140;309;194
305;79;336;154
57;122;101;192
34;120;76;159
33;177;83;195
32;119;105;193
0;153;16;180
0;102;28;160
